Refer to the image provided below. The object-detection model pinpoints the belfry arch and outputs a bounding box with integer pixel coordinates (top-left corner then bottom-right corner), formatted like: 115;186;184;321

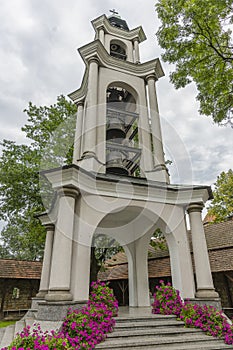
35;12;220;321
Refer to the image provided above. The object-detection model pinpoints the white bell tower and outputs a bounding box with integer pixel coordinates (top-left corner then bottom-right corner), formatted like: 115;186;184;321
35;12;220;321
70;11;169;182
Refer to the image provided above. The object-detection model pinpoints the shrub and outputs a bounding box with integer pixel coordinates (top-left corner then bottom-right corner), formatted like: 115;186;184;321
5;281;118;350
89;280;118;316
152;281;233;345
152;280;183;316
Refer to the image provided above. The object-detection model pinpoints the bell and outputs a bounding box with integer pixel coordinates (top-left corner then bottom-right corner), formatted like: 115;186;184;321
106;117;126;141
106;151;129;176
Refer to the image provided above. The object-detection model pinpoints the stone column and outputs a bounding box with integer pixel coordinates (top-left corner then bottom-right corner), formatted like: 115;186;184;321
138;85;154;173
36;224;54;298
82;58;99;159
133;38;140;63
45;188;78;302
187;204;219;298
73;102;84;164
146;74;169;182
98;28;105;45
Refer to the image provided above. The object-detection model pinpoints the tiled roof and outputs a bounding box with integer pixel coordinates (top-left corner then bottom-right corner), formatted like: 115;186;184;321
0;259;42;279
99;220;233;281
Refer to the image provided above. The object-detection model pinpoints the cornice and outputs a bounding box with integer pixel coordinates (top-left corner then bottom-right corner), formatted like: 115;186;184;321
91;15;146;43
68;69;88;103
41;165;212;207
68;40;165;103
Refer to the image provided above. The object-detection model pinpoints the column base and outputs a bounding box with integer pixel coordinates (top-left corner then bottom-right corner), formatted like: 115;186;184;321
45;289;73;302
37;300;87;321
186;297;222;310
195;288;219;299
36;290;47;299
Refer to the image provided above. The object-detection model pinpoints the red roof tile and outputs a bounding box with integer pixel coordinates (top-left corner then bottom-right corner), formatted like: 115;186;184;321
0;259;42;279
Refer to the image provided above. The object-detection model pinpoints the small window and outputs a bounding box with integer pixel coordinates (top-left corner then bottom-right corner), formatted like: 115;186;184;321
110;43;127;61
12;287;20;299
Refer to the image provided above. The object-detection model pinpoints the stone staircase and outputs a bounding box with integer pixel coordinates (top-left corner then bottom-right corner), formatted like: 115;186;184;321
96;314;232;350
0;312;231;349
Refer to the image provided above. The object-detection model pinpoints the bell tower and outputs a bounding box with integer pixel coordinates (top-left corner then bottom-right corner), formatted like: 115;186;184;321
35;12;219;321
70;11;169;182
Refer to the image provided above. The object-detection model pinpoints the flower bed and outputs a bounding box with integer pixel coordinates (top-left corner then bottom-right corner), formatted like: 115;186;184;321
4;281;118;350
152;280;233;345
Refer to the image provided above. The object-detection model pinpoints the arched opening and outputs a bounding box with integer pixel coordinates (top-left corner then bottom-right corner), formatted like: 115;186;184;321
110;40;127;61
105;83;141;177
90;203;194;307
92;206;170;306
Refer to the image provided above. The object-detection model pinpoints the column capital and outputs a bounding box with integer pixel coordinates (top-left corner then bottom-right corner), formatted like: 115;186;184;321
88;56;99;65
44;224;55;232
133;37;139;43
76;100;84;108
146;73;158;82
57;187;79;199
98;26;105;32
187;203;204;214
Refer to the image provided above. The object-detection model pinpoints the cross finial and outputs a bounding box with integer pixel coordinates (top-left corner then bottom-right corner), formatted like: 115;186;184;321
110;9;119;16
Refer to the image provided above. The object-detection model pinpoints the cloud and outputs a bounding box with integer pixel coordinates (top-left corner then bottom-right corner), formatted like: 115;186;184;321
0;0;232;189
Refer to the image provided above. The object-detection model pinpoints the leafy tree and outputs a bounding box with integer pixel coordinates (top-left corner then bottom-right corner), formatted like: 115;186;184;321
156;0;233;125
207;169;233;222
0;96;77;260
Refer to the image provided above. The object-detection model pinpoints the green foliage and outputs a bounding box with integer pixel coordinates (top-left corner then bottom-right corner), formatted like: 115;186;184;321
207;169;233;222
0;96;77;260
150;228;167;251
156;0;233;124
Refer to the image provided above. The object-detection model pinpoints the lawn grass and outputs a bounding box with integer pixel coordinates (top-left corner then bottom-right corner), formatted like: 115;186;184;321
0;320;16;328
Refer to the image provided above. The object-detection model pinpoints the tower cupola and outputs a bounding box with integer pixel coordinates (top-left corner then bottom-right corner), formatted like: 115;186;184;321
69;12;169;183
108;9;129;31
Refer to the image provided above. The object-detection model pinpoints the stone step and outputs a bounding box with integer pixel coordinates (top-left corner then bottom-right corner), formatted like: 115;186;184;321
96;313;232;350
108;326;202;338
96;342;231;350
0;325;15;349
96;333;231;349
114;320;185;329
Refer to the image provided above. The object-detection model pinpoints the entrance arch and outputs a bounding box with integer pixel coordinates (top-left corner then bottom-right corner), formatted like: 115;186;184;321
90;201;195;307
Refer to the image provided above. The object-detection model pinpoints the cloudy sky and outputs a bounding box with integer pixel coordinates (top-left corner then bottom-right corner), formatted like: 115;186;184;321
0;0;232;189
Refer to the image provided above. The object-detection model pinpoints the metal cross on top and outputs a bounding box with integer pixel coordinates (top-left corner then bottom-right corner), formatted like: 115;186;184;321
110;9;119;15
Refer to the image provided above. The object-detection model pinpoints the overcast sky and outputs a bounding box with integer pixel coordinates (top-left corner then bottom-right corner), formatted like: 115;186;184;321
0;0;232;189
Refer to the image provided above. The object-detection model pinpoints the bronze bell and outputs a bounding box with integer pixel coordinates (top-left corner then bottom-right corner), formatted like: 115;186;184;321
106;151;129;176
106;117;126;142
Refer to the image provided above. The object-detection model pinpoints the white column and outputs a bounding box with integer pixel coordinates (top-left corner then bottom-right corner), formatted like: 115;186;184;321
73;102;84;164
125;238;150;307
46;188;78;302
82;58;99;157
146;74;165;166
98;28;105;45
188;204;219;298
134;38;140;63
37;224;54;298
146;74;169;182
138;85;154;173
